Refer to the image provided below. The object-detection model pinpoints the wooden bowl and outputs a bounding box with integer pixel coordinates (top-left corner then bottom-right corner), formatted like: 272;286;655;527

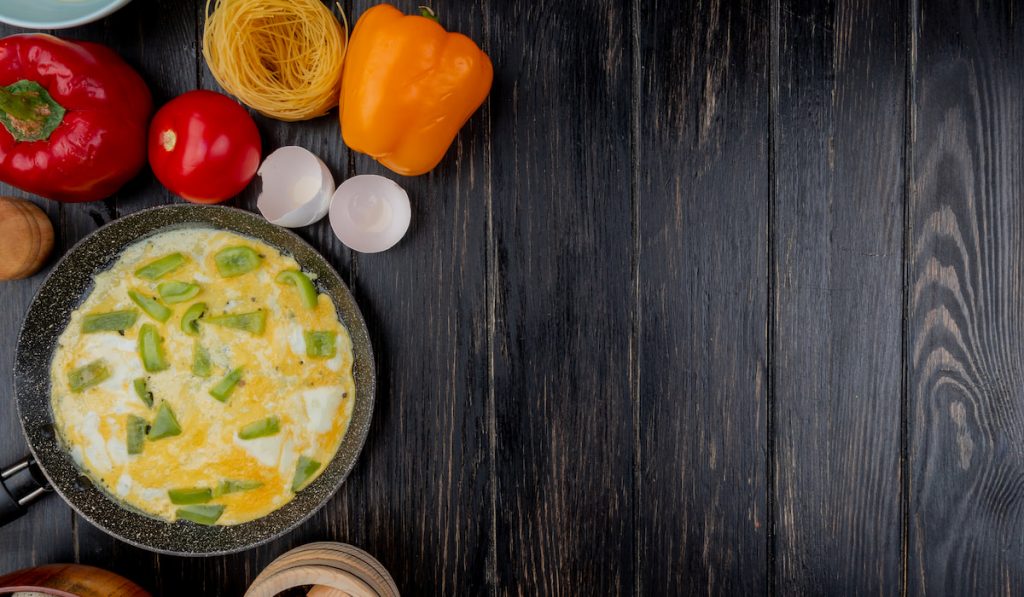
0;563;149;596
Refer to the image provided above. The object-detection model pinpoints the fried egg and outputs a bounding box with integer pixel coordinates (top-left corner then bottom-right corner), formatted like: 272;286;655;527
50;228;356;525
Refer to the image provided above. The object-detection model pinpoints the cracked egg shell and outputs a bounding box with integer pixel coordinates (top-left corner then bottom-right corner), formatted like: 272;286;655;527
257;147;335;228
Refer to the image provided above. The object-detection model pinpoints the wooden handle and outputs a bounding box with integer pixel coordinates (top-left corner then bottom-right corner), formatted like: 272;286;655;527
0;197;54;281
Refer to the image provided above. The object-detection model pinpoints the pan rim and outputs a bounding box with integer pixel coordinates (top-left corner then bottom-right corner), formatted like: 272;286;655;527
14;204;376;556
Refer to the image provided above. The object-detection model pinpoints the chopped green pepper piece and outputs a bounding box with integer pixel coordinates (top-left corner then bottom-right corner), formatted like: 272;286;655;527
181;302;207;336
128;290;171;323
209;368;243;402
126;414;147;455
168;487;212;505
132;377;154;407
81;310;139;333
212;479;263;497
237;416;280;440
147;402;181;440
192;343;212;378
206;310;266;335
175;504;224;525
291;455;321;492
68;360;110;392
157;281;201;304
214;246;261;278
135;252;186;280
276;269;319;309
304;331;337;359
138;324;169;372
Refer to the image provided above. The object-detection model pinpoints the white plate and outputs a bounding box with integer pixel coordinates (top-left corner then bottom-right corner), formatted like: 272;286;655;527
0;0;133;30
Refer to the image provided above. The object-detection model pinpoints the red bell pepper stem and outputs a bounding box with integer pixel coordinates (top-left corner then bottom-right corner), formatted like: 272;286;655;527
0;80;66;142
0;87;39;121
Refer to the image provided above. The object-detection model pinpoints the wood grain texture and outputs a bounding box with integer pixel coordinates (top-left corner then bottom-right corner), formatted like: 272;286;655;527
908;0;1024;593
488;0;635;594
636;0;769;594
772;0;906;593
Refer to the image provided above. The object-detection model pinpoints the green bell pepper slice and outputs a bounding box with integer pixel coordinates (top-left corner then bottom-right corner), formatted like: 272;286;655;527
304;331;337;359
181;302;207;336
206;310;266;335
176;504;224;525
192;342;212;378
138;324;169;372
157;281;201;304
276;269;318;309
209;367;243;402
135;252;186;280
68;360;110;393
132;377;154;408
237;416;280;440
147;402;181;440
126;414;147;455
212;479;263;497
81;310;138;333
128;290;171;323
291;455;321;492
168;487;213;505
214;246;261;278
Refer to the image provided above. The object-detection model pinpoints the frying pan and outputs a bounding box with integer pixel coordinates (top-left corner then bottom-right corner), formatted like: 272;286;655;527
0;204;375;555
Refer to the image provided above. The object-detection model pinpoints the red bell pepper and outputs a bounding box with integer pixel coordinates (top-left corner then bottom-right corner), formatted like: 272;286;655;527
0;34;152;203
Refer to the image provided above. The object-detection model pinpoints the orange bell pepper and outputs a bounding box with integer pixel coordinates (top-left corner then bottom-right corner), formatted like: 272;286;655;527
339;4;493;176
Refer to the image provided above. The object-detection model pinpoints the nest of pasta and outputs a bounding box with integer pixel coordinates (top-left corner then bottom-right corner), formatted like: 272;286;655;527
203;0;348;122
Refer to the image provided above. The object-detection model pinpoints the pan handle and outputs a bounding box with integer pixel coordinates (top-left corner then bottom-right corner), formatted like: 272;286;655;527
0;455;51;526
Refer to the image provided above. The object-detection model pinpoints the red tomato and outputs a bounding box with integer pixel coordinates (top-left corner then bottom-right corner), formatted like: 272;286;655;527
148;90;261;204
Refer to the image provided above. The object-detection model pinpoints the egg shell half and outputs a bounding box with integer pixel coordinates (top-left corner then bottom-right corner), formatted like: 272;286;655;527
257;146;335;228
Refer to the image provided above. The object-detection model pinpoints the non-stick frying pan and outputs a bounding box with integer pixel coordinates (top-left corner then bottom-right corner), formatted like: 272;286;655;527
0;205;375;555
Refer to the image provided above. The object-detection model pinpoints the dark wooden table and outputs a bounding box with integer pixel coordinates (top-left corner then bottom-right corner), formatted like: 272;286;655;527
1;0;1023;594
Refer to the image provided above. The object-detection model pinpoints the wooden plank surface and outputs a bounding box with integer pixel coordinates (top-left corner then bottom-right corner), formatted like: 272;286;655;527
908;0;1024;593
772;0;906;593
487;0;635;593
636;0;769;593
2;0;1024;593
